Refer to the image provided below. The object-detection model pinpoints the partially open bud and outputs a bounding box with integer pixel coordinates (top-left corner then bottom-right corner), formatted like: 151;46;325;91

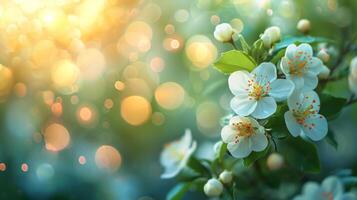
204;178;223;197
297;19;311;34
318;65;330;79
261;33;272;48
219;170;233;184
214;23;234;42
267;153;284;170
350;57;357;79
317;49;330;63
263;26;281;43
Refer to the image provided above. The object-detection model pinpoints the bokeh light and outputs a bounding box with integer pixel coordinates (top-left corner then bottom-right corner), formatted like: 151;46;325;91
185;35;217;69
44;123;71;152
155;82;185;110
120;96;152;126
95;145;122;172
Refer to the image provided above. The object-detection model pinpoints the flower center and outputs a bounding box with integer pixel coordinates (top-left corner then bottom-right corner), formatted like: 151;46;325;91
170;149;185;161
292;98;319;130
232;120;254;139
287;51;312;77
247;79;270;100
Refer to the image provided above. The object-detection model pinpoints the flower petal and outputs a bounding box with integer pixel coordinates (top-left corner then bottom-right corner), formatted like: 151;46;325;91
280;57;291;75
308;57;324;75
252;62;277;85
249;133;268;152
227;138;251;158
161;164;182;179
301;90;320;113
302;182;324;199
251;96;277;119
321;176;344;198
288;75;304;90
285;44;298;60
284;111;303;137
230;96;257;116
302;114;328;141
228;71;251;96
221;125;236;143
269;79;295;101
179;129;192;149
302;72;318;91
297;43;313;57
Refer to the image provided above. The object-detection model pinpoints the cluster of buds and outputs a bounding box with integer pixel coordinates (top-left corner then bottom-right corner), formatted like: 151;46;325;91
203;170;233;197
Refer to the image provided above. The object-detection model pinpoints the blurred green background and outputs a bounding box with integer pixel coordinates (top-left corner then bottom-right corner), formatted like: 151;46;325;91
0;0;356;199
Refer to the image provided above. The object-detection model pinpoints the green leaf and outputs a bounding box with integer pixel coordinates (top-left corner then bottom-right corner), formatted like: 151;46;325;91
243;143;270;167
166;182;191;200
325;128;338;150
215;142;227;163
281;137;320;173
175;166;201;182
319;93;346;120
187;157;210;176
213;50;256;74
266;104;289;139
273;36;332;53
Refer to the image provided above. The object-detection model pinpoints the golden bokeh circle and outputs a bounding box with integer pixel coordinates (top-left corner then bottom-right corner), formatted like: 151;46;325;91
155;82;185;110
120;96;152;126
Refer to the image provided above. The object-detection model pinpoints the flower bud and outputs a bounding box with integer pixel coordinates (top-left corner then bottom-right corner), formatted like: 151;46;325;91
261;33;272;48
219;170;233;184
350;57;357;79
348;75;357;95
318;65;330;79
214;23;234;42
263;26;280;43
204;178;223;197
297;19;311;33
317;49;330;63
267;153;284;170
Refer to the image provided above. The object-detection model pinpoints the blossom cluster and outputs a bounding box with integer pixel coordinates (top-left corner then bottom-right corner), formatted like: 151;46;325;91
219;27;329;159
158;19;357;199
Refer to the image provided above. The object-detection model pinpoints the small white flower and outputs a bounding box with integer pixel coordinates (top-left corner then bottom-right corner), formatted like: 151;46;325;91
281;43;326;91
160;129;197;179
263;26;281;43
317;49;330;63
214;23;234;42
284;90;328;141
221;116;268;158
219;170;233;184
294;176;357;200
229;62;294;119
266;153;284;170
204;178;224;197
297;19;311;33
